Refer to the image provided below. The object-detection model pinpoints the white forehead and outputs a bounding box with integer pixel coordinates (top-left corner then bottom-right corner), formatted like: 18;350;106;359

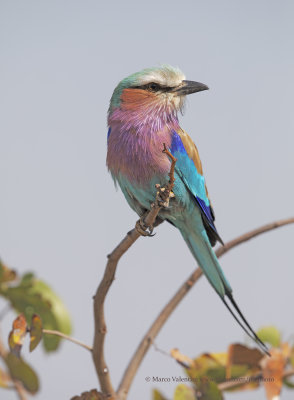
136;65;185;87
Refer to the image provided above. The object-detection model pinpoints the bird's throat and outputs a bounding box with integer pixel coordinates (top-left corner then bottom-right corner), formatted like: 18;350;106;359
108;101;180;135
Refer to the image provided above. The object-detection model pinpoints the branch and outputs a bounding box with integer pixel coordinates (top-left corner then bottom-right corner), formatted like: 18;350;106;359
117;217;294;399
13;382;28;400
92;145;177;397
42;329;92;352
218;367;294;391
215;217;294;258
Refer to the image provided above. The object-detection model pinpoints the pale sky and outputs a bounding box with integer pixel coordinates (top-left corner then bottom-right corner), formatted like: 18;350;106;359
1;1;294;399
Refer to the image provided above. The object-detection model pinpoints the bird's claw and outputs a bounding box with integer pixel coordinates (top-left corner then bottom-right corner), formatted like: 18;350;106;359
135;217;155;237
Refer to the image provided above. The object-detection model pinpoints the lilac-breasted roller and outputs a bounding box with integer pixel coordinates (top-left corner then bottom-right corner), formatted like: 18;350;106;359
107;65;268;354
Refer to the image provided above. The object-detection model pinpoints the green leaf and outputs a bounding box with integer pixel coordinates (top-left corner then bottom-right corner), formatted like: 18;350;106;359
187;354;227;384
2;273;71;351
5;352;39;393
174;384;195;400
196;380;223;400
29;314;43;352
256;326;281;348
186;350;260;393
153;388;168;400
283;377;294;389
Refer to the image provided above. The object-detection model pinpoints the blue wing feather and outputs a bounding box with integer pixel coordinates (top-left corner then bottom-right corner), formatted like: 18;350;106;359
170;130;222;244
107;127;111;141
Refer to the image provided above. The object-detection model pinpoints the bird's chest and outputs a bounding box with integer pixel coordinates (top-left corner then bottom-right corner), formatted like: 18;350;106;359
107;126;172;186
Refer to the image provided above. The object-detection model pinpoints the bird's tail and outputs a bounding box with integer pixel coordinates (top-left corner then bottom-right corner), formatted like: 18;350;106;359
179;221;269;355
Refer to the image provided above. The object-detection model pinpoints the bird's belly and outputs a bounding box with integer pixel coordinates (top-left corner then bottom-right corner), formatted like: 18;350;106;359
117;169;197;221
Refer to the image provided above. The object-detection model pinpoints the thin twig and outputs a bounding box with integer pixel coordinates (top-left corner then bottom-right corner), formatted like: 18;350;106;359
42;329;92;352
162;143;177;187
13;382;28;400
92;146;177;397
117;217;294;399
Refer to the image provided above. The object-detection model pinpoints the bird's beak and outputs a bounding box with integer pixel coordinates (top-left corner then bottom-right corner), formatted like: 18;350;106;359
171;80;209;96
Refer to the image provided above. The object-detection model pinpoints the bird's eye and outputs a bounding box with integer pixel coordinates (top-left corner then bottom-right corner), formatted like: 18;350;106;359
146;82;161;91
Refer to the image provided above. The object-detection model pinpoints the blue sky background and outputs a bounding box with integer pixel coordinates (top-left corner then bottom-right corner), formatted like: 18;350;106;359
1;1;294;399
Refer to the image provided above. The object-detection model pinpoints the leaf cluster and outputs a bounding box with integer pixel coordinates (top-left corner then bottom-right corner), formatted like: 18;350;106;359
153;326;294;400
0;259;72;396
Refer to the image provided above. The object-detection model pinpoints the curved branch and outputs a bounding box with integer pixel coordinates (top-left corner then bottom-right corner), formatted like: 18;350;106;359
117;217;294;399
92;147;177;396
215;217;294;258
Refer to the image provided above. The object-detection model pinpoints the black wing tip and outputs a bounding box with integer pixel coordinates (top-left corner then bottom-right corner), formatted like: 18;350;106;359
200;214;224;247
216;232;225;246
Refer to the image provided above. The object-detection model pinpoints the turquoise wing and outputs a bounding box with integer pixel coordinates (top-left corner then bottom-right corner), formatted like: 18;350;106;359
170;129;223;245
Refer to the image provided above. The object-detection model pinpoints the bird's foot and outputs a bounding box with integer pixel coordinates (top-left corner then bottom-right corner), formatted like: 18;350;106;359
135;215;155;237
155;184;175;208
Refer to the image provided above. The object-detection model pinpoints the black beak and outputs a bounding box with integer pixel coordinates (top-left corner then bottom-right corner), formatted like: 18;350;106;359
171;80;209;96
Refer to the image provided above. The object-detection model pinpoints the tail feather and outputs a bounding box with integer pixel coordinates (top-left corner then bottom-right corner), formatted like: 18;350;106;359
182;229;231;297
226;293;270;354
180;225;269;355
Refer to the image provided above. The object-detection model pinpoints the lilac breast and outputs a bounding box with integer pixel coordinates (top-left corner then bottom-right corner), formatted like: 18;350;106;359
107;108;179;186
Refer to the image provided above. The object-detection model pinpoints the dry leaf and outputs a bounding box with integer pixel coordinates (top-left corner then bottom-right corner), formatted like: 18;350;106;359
226;343;263;379
0;367;11;388
170;348;194;369
260;345;290;400
0;260;17;283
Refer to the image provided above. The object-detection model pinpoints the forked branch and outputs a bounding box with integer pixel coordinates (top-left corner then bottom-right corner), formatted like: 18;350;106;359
92;145;177;396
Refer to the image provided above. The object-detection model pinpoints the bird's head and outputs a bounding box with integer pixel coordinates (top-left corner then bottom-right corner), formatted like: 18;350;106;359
108;65;208;117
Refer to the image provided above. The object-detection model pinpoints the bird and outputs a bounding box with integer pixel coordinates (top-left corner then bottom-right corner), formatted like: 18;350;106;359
106;65;268;355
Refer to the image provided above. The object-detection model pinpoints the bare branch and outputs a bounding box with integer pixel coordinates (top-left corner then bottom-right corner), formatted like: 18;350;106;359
218;367;294;391
42;329;92;352
215;217;294;258
92;229;141;396
92;146;177;397
117;217;294;399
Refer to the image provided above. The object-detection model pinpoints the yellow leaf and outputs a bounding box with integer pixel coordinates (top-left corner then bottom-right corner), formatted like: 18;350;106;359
8;314;27;357
174;384;195;400
153;388;168;400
